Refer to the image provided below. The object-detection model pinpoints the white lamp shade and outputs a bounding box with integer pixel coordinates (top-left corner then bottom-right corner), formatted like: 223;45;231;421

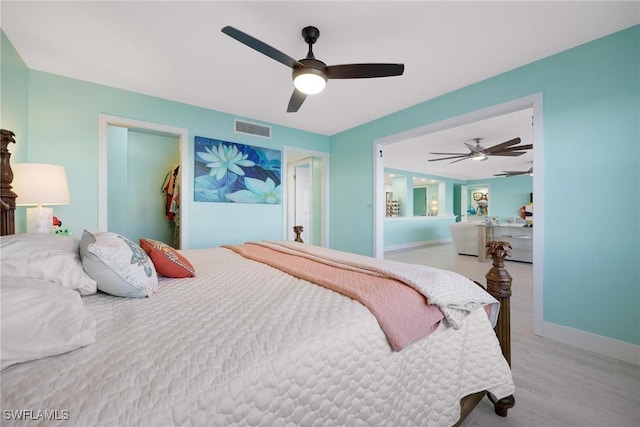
12;163;71;206
294;72;327;95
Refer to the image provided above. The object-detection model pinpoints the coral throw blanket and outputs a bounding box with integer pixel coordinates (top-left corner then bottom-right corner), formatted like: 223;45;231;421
225;242;444;351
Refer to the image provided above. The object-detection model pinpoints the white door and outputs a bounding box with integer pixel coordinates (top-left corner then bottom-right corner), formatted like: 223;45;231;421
295;164;311;241
287;160;312;243
460;185;468;222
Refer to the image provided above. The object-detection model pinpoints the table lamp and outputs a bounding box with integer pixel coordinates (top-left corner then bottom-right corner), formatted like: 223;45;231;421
12;163;71;233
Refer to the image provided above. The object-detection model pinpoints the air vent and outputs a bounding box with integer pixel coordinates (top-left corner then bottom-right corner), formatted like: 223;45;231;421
235;120;271;139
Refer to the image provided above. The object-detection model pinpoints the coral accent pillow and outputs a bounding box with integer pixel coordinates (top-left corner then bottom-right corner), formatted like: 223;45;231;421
139;238;195;278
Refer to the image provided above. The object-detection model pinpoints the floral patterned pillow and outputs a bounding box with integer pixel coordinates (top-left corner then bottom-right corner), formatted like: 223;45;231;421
81;230;158;298
139;238;195;278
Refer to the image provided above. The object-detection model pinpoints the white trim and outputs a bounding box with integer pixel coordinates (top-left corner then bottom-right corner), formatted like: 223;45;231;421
98;114;190;248
530;94;544;337
384;238;452;253
373;93;544;335
544;321;640;366
282;146;330;247
287;158;313;243
374;144;385;257
383;214;456;221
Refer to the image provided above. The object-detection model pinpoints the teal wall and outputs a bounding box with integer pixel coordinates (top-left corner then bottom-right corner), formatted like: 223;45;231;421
426;183;440;215
311;156;322;245
12;67;329;248
385;169;530;245
1;32;29;232
391;175;409;216
384;216;456;249
383;168;465;248
467;175;533;219
331;26;639;346
107;125;128;236
413;187;426;216
385;167;462;218
0;31;28;161
107;128;179;245
2;26;638;347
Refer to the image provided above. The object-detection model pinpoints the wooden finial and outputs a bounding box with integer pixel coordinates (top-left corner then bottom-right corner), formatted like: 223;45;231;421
1;129;17;235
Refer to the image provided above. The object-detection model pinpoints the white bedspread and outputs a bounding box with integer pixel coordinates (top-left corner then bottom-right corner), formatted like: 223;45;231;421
1;247;514;426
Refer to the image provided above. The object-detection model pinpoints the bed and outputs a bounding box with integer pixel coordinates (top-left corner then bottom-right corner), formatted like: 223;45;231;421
0;128;515;426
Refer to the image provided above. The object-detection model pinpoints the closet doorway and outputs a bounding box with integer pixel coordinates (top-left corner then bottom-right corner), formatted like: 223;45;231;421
98;115;189;248
107;126;179;245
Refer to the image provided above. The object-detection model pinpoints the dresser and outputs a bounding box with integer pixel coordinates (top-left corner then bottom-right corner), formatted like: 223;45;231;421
488;225;533;263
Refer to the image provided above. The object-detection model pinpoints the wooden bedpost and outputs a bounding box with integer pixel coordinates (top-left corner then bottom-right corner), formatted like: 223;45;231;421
0;129;17;236
293;225;304;243
485;240;516;416
486;240;513;365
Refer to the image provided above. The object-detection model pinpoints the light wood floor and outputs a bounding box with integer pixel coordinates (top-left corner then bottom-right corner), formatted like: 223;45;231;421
385;243;640;427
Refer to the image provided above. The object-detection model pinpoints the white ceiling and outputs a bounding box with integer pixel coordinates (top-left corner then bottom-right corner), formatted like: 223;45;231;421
384;107;534;180
2;1;638;178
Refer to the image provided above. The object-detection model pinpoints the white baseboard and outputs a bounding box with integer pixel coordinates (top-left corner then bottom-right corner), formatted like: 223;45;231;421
384;239;452;253
543;321;640;366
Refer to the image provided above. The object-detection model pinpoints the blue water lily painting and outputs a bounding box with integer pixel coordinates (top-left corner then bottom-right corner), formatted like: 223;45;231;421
194;136;281;204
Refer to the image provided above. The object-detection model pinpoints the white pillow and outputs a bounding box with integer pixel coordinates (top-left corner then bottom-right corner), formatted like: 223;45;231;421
1;277;97;371
81;230;158;298
0;233;97;295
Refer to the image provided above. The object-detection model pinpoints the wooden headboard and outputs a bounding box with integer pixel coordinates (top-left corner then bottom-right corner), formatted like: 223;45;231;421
1;129;17;236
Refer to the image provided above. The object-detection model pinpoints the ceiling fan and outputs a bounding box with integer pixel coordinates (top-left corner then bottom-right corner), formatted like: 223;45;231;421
428;137;532;163
221;25;404;112
495;166;534;177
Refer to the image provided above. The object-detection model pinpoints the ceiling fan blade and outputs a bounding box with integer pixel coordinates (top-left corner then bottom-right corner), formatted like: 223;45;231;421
222;26;302;69
287;89;307;113
428;155;469;162
489;151;527;157
484;137;522;153
450;157;471;164
495;170;526;176
464;142;482;153
498;144;533;152
429;152;469;156
326;63;404;79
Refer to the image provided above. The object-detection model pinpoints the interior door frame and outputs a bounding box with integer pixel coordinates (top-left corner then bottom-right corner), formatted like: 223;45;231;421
98;114;190;248
373;93;544;336
287;158;313;242
282;147;330;247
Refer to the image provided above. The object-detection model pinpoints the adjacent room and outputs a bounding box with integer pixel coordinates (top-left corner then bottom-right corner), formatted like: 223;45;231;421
1;2;638;426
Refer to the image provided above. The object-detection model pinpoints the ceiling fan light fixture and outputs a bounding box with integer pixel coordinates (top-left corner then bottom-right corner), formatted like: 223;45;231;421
472;152;487;161
293;68;327;95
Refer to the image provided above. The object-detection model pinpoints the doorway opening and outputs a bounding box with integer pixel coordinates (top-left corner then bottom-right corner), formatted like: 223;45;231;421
107;126;179;247
98;115;189;248
283;148;329;247
373;93;544;336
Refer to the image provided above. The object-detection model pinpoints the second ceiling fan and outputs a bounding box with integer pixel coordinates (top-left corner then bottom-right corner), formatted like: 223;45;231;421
495;167;534;177
429;137;532;163
221;25;404;112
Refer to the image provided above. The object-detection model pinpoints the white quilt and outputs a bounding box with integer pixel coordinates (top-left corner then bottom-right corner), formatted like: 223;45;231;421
0;247;513;426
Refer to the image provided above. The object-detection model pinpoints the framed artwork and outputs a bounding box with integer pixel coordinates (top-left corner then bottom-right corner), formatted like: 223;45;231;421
194;136;281;204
